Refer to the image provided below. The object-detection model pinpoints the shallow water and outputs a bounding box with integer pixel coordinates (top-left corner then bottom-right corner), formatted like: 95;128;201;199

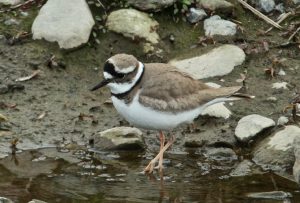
0;148;299;203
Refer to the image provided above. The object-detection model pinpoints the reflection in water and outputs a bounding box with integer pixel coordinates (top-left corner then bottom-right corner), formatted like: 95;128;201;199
0;148;299;203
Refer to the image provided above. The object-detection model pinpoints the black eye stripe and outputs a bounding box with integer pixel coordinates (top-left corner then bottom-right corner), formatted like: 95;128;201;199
104;61;125;78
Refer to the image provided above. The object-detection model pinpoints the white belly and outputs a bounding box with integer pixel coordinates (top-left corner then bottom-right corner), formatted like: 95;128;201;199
111;92;206;130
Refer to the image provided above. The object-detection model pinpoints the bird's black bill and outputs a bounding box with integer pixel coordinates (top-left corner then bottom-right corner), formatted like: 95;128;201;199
90;79;112;91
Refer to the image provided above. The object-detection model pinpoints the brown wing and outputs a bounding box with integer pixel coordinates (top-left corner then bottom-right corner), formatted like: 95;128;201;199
138;63;241;112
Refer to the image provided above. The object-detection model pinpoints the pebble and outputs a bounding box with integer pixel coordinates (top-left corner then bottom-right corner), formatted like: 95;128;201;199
187;8;207;24
4;18;19;26
277;116;289;126
204;15;237;37
272;82;288;89
256;0;275;13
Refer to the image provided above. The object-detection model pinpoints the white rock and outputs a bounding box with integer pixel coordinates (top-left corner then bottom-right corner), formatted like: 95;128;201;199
28;199;47;203
235;114;275;142
170;45;245;79
267;126;300;151
278;69;286;76
277;116;289;126
204;15;237;36
272;82;288;89
0;0;20;5
201;103;231;119
187;8;207;23
200;82;231;119
106;9;159;44
32;0;95;49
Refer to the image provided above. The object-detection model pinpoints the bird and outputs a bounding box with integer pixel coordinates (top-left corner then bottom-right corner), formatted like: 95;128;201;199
91;53;254;174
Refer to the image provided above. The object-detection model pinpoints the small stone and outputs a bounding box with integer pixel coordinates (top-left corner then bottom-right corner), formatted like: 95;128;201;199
277;116;289;126
230;160;254;177
254;0;275;13
247;191;292;200
20;11;29;17
266;96;277;102
235;114;275;143
199;0;234;15
0;85;9;94
186;8;207;24
106;9;159;44
4;18;19;26
203;147;238;162
274;3;285;13
94;127;145;150
204;15;237;37
143;43;154;54
293;0;300;4
278;68;286;76
28;199;47;203
0;0;20;5
272;82;288;89
0;197;14;203
127;0;176;12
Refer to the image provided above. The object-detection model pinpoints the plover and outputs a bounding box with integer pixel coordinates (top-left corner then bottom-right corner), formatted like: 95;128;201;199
91;53;253;173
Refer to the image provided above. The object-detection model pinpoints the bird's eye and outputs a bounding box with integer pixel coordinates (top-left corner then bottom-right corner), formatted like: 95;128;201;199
116;73;125;78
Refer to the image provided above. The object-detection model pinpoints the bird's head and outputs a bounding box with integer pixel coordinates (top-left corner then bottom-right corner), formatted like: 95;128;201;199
90;54;143;94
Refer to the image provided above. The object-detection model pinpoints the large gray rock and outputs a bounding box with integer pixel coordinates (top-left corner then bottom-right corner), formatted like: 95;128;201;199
199;0;234;15
32;0;95;49
235;114;275;143
94;127;145;150
170;44;245;79
204;15;237;36
127;0;176;11
0;0;20;5
253;125;300;172
106;9;159;44
293;137;300;183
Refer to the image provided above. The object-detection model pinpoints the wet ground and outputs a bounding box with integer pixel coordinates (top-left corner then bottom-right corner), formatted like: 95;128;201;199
0;0;300;202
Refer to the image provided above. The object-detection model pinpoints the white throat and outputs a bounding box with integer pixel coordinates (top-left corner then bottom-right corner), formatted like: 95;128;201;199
107;62;144;95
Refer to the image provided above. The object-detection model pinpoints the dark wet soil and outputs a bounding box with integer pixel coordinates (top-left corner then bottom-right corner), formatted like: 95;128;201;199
0;1;300;202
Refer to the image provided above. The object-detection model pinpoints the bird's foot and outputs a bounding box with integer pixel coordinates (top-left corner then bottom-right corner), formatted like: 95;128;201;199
143;135;175;174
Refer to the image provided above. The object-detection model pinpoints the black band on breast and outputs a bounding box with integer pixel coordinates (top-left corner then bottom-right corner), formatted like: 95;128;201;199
111;63;145;99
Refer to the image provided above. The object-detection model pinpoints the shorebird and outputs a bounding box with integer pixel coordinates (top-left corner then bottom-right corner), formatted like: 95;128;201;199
91;53;253;173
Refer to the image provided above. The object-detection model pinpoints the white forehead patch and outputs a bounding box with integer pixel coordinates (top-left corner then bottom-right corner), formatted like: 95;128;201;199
103;72;113;79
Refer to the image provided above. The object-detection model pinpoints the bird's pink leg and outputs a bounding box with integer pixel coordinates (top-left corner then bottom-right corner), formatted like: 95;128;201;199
158;131;165;172
144;135;175;174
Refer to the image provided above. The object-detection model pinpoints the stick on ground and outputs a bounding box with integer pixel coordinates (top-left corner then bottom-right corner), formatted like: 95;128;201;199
237;0;283;29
